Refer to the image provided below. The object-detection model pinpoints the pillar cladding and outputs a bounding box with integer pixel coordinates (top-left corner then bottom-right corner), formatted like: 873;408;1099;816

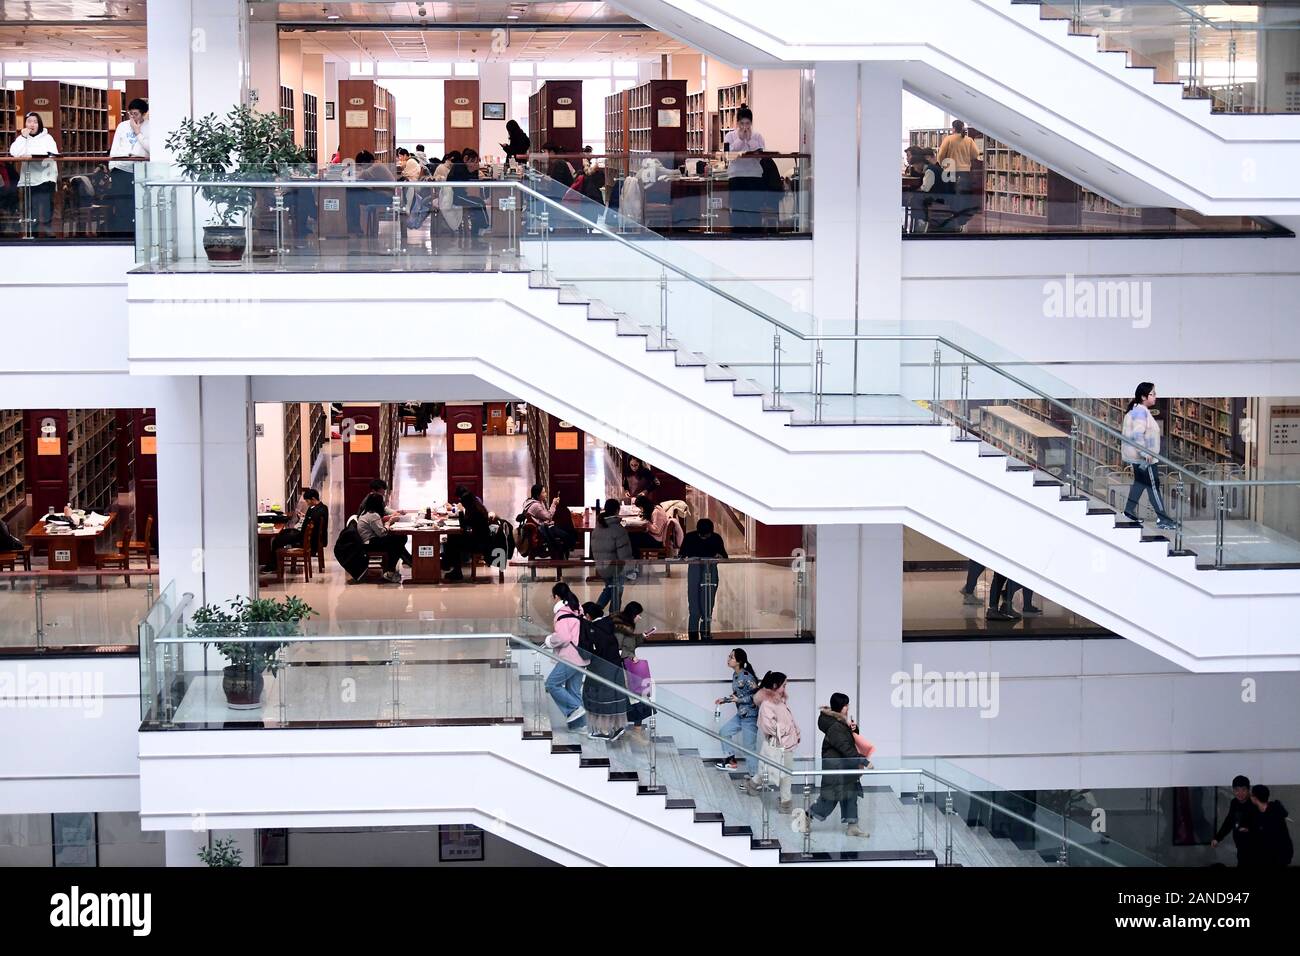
813;524;904;758
812;62;903;397
155;376;257;611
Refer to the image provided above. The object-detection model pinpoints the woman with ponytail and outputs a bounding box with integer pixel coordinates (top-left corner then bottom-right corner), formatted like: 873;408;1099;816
543;582;588;728
713;649;760;775
1121;382;1178;530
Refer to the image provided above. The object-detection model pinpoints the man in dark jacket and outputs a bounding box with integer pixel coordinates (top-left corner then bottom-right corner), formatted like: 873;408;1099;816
1250;785;1293;867
1212;774;1260;866
679;518;728;640
795;693;870;838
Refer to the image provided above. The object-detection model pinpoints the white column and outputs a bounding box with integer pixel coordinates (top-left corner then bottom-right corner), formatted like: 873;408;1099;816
814;524;904;758
163;829;205;867
811;63;903;398
249;21;281;116
155;376;257;611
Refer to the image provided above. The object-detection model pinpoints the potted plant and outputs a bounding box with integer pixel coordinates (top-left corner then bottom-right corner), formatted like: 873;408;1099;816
190;595;316;709
197;836;243;867
164;106;309;263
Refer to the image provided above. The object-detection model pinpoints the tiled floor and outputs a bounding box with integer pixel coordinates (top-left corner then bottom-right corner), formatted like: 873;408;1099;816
903;569;1108;638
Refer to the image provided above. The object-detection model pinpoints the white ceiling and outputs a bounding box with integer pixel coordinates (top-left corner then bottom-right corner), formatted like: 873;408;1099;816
259;2;640;26
286;25;687;61
0;1;143;22
0;23;144;58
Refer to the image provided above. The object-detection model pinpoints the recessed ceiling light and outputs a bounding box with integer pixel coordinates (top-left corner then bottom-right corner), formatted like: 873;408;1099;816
506;13;520;19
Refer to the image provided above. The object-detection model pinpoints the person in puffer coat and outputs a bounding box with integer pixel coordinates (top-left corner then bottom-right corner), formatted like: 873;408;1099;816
740;672;800;812
794;693;870;839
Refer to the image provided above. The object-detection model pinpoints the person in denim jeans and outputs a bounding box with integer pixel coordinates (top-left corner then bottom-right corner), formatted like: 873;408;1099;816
714;649;760;775
543;582;588;729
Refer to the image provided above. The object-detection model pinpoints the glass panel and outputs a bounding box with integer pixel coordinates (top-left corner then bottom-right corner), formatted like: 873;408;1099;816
51;812;97;867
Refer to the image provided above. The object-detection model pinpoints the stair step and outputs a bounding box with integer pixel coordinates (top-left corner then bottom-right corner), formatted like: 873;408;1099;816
1115;519;1142;529
1086;506;1115;516
1006;462;1034;472
557;284;588;305
608;771;640;782
703;364;738;382
586;300;619;320
550;743;581;754
1033;477;1064;487
578;757;610;769
637;785;668;796
665;798;695;810
693;811;725;824
722;825;753;837
615;317;649;337
732;379;765;397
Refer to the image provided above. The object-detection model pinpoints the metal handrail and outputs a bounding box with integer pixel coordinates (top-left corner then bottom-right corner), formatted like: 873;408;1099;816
140;172;1299;499
157;630;519;645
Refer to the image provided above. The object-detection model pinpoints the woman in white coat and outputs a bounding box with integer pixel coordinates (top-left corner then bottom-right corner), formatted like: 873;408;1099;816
10;112;59;236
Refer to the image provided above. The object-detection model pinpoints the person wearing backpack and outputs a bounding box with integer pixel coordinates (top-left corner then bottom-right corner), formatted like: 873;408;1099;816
543;582;588;729
579;602;628;741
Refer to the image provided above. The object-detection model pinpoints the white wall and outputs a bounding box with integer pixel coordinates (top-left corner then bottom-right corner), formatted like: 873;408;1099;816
283;827;556;867
749;69;802;153
899;638;1300;791
253;402;286;510
0;658;142;815
478;61;511;161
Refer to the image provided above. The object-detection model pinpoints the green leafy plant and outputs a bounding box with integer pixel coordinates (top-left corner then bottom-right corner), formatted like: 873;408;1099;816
164;106;309;226
190;595;316;677
197;836;243;868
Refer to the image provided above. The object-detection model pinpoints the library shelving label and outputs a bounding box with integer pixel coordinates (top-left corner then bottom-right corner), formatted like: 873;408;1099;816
1269;405;1300;454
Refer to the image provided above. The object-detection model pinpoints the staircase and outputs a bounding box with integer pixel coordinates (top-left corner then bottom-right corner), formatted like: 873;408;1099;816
611;0;1300;214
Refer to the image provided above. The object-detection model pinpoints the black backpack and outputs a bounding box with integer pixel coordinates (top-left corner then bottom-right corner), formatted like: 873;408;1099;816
332;516;369;582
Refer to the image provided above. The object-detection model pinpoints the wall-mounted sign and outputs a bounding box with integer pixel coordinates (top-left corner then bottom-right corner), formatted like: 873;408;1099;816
345;110;368;128
556;97;573;106
36;437;60;455
53;550;71;564
555;432;578;451
661;96;678;105
1269;405;1300;455
418;545;436;559
140;437;157;455
349;435;373;453
254;423;264;437
553;109;576;128
453;433;477;452
658;109;682;128
349;97;365;106
450;109;474;129
558;421;573;429
144;424;157;433
454;97;470;106
456;421;473;430
323;197;340;212
354;423;370;432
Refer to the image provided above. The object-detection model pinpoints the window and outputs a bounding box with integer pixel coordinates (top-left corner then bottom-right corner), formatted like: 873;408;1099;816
453;62;479;77
51;813;96;867
349;61;374;76
110;61;136;77
4;62;28;76
31;60;108;77
537;60;609;78
510;61;535;77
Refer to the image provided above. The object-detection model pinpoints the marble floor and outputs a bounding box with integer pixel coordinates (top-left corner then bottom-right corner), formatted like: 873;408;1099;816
903;568;1108;638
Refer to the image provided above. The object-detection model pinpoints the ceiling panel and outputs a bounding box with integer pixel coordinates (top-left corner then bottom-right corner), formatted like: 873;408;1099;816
0;1;143;23
259;2;640;26
0;23;145;57
287;25;688;61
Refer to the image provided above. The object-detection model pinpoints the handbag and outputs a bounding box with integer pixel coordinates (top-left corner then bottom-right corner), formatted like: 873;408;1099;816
852;731;875;759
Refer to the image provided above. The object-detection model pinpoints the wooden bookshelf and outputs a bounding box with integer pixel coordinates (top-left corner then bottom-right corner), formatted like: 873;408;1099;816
529;80;583;154
283;403;302;515
131;410;158;546
337;80;395;164
308;402;327;481
443;79;480;157
24;409;116;518
604;89;628;156
341;403;401;517
279;85;294;134
685;89;706;155
0;89;18;142
0;410;23;519
715;80;749;147
21;81;110;155
626;79;687;160
302;92;318;164
976;405;1070;476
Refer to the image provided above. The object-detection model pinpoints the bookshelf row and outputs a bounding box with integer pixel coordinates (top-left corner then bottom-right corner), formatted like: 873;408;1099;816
284;402;302;517
0;410;22;518
685;90;706;155
715;80;749;152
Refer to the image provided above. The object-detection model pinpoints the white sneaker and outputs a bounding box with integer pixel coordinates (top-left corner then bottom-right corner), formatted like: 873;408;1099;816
791;807;810;835
382;571;402;584
566;707;586;723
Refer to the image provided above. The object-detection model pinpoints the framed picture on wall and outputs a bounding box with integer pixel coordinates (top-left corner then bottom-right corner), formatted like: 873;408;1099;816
482;102;506;121
438;824;484;862
325;101;335;121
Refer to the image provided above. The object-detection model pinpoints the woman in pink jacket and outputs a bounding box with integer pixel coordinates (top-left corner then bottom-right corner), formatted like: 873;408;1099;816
543;582;588;729
742;671;800;813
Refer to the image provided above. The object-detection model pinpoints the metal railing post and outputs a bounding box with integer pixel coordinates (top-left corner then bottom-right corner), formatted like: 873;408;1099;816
273;186;287;261
1174;476;1187;552
647;709;658;790
34;582;46;651
277;645;288;725
960;361;970;436
814;348;825;424
1069;419;1080;497
658;267;669;348
915;779;927;856
771;332;783;408
1215;488;1227;568
944;788;954;866
539;210;550;277
931;347;942;424
532;656;543;734
801;782;813;855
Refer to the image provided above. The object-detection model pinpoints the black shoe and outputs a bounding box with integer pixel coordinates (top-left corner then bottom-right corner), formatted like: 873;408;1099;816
1000;603;1022;620
1155;519;1180;531
1122;512;1143;525
986;607;1016;621
1020;604;1044;615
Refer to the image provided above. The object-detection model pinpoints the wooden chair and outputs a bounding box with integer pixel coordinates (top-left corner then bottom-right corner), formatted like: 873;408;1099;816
0;547;31;572
127;515;154;569
310;518;328;573
95;527;133;588
276;519;314;583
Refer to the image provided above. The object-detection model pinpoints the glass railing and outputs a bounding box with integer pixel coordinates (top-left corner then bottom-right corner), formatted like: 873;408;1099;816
1027;1;1300;114
133;166;1300;567
137;598;1156;864
513;556;814;643
0;156;145;242
0;568;161;654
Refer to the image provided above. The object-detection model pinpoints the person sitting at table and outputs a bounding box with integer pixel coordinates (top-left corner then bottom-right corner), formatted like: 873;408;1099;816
396;147;422;182
543;142;575;189
442;484;492;582
356;492;410;584
346;149;397;242
627;494;669;556
522;483;573;558
264;488;330;573
448;147;489;249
